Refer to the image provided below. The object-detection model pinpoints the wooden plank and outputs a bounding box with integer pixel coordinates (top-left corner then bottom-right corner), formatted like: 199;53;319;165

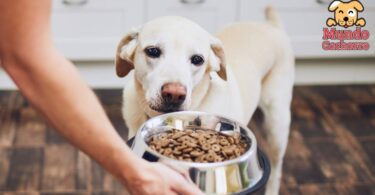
76;151;91;191
45;127;68;145
91;161;104;192
0;117;17;147
345;86;375;104
299;184;336;195
6;148;43;191
41;144;76;191
2;191;40;195
0;148;11;190
13;106;46;147
13;119;46;147
0;92;23;147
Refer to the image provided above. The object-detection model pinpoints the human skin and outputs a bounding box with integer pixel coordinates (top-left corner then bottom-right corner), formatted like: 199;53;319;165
0;1;202;195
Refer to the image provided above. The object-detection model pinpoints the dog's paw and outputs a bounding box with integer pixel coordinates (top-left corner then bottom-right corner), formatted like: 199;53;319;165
356;18;366;26
326;18;337;27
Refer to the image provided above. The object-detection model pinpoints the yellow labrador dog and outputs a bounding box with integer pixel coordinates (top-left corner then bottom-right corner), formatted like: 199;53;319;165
116;7;294;195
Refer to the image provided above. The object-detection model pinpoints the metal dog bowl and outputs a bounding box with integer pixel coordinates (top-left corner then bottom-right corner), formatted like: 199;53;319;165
129;111;270;195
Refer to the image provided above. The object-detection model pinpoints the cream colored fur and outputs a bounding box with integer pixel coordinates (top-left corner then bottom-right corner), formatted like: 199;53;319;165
117;7;294;195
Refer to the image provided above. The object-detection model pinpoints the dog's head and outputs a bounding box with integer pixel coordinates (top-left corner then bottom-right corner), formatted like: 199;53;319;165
328;0;364;28
116;16;226;114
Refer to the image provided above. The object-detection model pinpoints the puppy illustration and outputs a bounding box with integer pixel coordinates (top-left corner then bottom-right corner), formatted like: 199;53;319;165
327;0;366;28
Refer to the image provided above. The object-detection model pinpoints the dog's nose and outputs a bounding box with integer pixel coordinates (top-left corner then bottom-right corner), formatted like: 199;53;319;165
344;17;349;21
161;83;186;105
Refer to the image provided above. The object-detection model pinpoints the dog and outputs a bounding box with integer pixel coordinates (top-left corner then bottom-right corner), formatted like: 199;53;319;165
327;0;366;28
115;7;294;195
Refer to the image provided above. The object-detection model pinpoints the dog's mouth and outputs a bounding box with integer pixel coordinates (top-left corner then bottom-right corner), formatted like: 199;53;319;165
339;20;354;28
149;104;184;113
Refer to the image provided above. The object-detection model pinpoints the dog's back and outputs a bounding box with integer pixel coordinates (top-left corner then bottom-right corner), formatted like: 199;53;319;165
215;6;294;120
216;6;293;79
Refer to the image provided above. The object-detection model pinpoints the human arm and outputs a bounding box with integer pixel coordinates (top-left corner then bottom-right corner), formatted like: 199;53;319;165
0;1;202;195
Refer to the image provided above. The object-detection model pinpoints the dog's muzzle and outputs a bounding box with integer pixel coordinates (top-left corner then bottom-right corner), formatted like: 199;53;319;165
152;82;187;113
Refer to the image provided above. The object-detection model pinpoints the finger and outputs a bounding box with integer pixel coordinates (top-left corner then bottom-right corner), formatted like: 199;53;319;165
162;161;192;182
166;191;178;195
170;174;204;195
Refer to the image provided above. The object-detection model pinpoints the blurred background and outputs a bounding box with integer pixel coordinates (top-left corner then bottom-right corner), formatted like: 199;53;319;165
0;0;374;194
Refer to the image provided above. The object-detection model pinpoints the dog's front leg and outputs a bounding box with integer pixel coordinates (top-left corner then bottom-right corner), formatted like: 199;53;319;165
356;18;366;26
326;18;337;26
259;60;294;195
122;81;148;140
261;102;291;195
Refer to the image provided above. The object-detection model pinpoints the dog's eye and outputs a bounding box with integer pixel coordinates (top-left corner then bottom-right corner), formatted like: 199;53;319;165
191;55;204;66
145;46;161;58
339;10;344;14
348;10;354;14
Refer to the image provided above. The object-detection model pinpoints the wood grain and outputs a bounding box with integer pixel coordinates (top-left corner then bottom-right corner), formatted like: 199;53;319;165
41;144;76;191
0;86;374;195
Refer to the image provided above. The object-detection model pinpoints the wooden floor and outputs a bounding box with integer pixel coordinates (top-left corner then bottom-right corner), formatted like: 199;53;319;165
0;85;374;195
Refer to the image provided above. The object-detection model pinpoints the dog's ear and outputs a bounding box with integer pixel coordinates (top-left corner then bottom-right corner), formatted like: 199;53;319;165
350;0;364;12
209;36;227;81
328;1;341;12
115;28;139;78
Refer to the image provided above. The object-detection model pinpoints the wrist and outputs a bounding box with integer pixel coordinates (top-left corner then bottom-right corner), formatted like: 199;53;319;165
112;147;147;185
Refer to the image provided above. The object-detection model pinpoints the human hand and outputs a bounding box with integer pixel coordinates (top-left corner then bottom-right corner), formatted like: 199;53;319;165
123;160;204;195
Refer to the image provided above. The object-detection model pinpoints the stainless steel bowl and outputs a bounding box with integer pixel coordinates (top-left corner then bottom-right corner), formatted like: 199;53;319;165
130;111;270;195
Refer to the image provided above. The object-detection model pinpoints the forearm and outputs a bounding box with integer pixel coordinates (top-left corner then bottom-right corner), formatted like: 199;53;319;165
1;48;142;183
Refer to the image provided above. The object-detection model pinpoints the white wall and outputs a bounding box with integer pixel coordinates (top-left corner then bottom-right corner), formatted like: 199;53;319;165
1;58;374;90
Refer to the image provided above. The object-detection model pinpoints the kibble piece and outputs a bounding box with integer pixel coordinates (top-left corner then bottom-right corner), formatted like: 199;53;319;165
214;156;223;162
172;132;185;139
223;147;234;155
201;143;211;151
183;147;193;153
211;144;221;152
173;148;182;155
205;153;215;162
234;148;242;157
219;139;229;146
207;138;216;144
203;133;212;139
176;145;188;151
158;133;168;140
178;135;191;143
186;142;197;148
190;132;200;138
160;139;170;147
228;137;235;144
197;155;206;162
164;148;173;155
190;150;203;157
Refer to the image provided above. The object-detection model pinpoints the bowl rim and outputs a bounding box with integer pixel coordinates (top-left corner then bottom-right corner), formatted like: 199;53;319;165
135;111;259;168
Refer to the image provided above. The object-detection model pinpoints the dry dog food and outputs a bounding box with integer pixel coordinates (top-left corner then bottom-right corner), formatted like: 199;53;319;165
147;128;250;163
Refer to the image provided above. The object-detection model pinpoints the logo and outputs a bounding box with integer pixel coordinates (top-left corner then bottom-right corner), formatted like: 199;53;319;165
322;0;370;51
327;0;366;28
